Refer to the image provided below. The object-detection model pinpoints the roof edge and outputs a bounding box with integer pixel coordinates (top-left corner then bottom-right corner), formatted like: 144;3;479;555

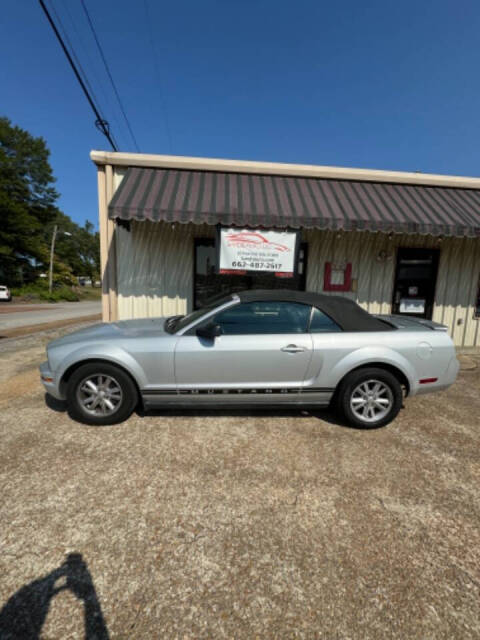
90;151;480;189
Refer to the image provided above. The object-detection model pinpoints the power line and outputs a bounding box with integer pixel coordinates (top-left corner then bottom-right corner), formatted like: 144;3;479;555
48;1;100;118
39;0;118;151
61;0;127;149
47;0;120;150
80;0;140;152
143;0;173;154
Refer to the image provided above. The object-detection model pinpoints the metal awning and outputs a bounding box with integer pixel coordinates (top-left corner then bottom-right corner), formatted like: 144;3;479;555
108;167;480;237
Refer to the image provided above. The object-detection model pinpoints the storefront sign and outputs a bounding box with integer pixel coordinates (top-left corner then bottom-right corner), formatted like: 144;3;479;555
218;228;298;275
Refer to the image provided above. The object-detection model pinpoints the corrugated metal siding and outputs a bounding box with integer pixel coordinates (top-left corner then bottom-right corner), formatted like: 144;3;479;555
114;221;480;346
303;230;480;346
116;221;214;319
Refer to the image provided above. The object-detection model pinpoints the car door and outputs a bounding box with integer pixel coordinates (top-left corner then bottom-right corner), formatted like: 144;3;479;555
302;306;345;403
174;301;314;402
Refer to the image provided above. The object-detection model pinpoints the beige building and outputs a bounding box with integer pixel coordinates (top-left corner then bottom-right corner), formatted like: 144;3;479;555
91;151;480;347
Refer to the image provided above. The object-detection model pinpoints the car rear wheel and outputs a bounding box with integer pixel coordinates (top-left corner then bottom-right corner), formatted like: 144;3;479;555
67;362;138;425
337;368;403;429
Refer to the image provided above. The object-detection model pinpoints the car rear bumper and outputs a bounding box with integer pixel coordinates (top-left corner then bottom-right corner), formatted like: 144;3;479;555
39;361;64;400
412;355;460;396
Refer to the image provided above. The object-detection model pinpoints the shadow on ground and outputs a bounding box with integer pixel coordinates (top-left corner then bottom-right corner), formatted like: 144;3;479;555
0;553;109;640
44;394;67;413
44;392;377;430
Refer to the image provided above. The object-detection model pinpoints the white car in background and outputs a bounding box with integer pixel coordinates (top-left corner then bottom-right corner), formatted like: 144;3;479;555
0;285;12;302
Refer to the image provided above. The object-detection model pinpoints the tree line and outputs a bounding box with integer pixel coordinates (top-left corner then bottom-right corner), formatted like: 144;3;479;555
0;116;100;288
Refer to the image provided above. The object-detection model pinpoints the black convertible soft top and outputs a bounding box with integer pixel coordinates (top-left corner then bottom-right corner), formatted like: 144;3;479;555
233;289;395;332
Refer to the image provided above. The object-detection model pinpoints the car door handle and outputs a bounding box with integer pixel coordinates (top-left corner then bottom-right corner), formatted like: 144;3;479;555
281;344;306;353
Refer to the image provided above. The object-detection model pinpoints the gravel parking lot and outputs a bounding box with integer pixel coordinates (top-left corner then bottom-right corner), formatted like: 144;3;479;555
0;324;479;639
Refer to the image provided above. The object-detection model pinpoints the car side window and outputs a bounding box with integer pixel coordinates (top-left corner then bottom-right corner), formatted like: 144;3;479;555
309;307;342;333
213;301;311;335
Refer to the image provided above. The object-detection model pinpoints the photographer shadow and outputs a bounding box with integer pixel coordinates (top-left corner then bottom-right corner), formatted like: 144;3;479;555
0;553;109;639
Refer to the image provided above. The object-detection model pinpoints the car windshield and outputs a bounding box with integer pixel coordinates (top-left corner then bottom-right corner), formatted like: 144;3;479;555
164;295;232;334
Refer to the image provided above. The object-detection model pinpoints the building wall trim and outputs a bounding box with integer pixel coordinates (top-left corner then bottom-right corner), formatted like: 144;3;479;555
91;150;480;190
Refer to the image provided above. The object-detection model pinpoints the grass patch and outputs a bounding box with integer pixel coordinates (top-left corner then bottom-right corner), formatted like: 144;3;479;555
77;286;102;301
11;282;80;303
11;282;101;303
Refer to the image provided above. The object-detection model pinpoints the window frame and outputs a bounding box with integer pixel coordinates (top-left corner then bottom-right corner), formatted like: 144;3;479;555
307;305;343;333
207;300;314;336
178;299;237;335
182;300;343;336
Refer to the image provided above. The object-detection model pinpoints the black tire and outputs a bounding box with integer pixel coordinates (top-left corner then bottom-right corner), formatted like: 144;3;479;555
67;362;138;425
336;367;403;429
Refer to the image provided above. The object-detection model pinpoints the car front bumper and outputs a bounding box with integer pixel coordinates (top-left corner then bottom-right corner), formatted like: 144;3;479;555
39;361;64;400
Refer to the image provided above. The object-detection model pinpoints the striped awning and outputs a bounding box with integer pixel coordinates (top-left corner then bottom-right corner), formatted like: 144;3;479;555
108;167;480;237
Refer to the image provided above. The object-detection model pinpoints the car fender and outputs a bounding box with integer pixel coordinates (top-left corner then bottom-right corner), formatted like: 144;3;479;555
56;343;148;389
328;346;416;393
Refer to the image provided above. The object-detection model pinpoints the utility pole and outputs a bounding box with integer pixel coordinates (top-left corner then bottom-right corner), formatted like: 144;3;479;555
48;224;58;294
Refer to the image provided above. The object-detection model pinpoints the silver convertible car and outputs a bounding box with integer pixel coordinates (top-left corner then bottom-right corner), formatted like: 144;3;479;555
40;289;459;428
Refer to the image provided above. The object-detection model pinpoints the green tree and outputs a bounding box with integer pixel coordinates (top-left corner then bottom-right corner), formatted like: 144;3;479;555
0;117;100;287
52;214;100;284
0;116;59;284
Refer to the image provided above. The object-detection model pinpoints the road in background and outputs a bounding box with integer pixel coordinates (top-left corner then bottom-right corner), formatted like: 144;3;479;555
0;301;101;334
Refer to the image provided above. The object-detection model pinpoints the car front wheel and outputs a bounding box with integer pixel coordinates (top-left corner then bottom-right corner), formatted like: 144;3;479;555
67;362;138;425
337;368;403;429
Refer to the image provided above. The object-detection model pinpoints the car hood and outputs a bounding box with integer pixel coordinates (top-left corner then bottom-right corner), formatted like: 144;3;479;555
48;318;169;348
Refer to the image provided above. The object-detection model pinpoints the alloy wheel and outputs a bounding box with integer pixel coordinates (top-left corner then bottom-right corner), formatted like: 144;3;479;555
76;374;123;417
349;379;393;423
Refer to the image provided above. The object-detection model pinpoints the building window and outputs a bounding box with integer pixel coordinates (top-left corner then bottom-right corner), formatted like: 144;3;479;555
194;238;308;309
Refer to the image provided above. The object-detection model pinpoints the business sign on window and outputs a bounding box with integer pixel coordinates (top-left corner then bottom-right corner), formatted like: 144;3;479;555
400;298;426;314
218;228;299;276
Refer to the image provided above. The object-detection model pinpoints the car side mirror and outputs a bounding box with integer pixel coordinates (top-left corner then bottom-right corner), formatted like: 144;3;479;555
196;322;222;340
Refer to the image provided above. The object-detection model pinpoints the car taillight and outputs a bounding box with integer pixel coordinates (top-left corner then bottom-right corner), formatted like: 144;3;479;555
419;378;438;384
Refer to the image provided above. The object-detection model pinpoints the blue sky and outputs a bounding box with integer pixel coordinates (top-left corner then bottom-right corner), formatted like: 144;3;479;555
2;0;480;228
